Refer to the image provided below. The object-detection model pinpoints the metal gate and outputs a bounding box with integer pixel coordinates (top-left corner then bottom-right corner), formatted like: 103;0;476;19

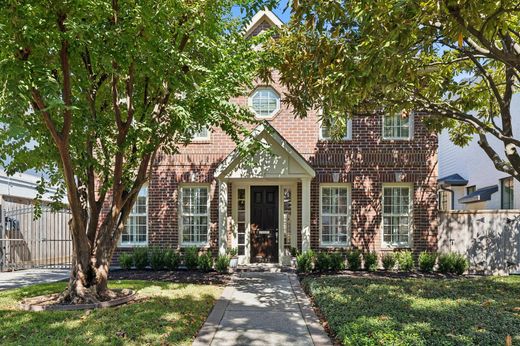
0;195;72;271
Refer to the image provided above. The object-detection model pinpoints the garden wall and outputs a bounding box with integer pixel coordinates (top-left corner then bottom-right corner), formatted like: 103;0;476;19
438;210;520;275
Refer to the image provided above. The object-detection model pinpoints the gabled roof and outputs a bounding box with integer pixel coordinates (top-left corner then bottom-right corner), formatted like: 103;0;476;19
214;122;315;179
458;185;498;204
244;9;283;37
438;173;469;186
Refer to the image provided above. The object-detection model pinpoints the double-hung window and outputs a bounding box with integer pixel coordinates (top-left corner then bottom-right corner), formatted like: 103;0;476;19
383;114;412;140
320;118;352;141
121;187;148;246
501;177;514;209
181;186;209;245
382;185;412;247
320;185;350;246
192;127;210;141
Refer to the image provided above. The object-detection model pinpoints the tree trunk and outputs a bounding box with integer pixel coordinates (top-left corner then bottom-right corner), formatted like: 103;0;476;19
60;221;119;304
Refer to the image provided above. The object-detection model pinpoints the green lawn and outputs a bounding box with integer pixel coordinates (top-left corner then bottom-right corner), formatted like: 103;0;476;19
0;280;222;345
302;275;520;346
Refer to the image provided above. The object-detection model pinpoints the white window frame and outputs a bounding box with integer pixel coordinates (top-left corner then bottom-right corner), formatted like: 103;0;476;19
381;183;413;248
120;186;148;247
248;86;281;119
319;118;352;141
382;113;413;140
179;184;211;247
319;184;351;248
192;126;210;141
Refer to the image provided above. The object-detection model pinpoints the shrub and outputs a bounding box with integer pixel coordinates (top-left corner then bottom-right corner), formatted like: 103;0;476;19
329;253;345;271
382;253;396;271
119;253;133;270
418;252;437;273
396;251;414;271
150;247;166;270
364;252;378;271
296;250;315;273
438;253;468;275
184;246;199;270
198;252;213;272
315;252;331;272
215;255;230;273
164;249;180;270
133;247;149;270
346;249;362;271
290;247;299;257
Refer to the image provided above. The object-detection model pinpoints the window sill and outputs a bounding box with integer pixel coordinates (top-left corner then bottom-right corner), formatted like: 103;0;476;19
180;243;210;248
119;242;148;248
318;138;352;142
381;137;412;142
320;243;350;249
381;244;411;250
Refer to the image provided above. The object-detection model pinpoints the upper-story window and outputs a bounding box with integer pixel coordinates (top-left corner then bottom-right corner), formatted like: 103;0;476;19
383;114;412;140
501;177;514;209
193;127;210;141
320;118;352;141
249;87;280;118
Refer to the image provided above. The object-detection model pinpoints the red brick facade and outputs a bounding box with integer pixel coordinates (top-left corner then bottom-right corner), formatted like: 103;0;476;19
114;15;438;263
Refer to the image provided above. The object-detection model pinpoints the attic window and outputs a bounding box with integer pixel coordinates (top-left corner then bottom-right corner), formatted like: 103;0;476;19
249;87;280;118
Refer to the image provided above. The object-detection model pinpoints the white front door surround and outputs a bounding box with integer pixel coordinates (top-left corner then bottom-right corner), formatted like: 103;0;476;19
214;124;315;265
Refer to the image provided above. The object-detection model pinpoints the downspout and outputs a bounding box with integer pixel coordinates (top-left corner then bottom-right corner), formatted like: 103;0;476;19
439;183;454;252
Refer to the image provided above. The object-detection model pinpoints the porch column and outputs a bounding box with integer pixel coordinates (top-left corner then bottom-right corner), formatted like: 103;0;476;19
301;177;311;252
218;179;228;255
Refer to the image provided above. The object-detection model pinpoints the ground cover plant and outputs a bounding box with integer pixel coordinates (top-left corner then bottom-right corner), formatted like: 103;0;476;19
302;275;520;345
0;280;222;345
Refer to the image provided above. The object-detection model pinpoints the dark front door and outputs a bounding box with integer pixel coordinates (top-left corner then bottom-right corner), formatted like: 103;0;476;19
250;186;279;263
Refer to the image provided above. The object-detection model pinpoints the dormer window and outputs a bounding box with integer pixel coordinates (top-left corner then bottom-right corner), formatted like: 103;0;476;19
249;87;280;118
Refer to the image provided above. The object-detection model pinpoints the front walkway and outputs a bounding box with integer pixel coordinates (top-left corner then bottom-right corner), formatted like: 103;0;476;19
0;268;69;291
194;272;331;346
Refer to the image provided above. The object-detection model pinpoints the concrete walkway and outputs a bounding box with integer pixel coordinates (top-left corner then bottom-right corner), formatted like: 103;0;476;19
194;272;331;346
0;268;69;291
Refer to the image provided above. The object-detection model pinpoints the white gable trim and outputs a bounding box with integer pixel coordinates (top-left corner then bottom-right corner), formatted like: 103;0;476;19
214;123;315;179
244;9;283;37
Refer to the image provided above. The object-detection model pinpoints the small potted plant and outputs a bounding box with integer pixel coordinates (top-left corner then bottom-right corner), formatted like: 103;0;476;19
227;248;239;268
290;247;299;268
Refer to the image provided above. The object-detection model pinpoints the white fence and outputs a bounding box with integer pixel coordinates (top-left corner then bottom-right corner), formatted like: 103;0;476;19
0;195;71;271
438;210;520;275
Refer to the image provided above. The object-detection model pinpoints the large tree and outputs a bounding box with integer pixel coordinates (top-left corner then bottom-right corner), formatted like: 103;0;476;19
0;0;264;303
269;0;520;181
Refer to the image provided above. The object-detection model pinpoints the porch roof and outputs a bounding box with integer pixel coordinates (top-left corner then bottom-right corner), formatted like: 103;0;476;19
458;185;498;204
438;173;468;186
214;123;316;180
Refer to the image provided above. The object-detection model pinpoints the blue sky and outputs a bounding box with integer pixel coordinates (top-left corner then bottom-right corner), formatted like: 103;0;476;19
232;0;291;23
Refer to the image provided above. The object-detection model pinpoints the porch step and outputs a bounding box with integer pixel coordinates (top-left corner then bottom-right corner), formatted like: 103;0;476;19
234;263;294;273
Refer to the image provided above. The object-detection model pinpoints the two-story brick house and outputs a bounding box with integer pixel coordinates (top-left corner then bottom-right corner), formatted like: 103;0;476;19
118;10;438;266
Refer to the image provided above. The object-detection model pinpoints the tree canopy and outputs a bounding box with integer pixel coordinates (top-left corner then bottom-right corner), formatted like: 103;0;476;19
270;0;520;180
0;0;266;302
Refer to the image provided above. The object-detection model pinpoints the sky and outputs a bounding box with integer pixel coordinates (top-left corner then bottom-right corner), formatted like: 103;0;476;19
231;0;291;23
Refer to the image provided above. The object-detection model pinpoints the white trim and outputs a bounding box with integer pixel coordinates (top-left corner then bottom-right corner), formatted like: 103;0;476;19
382;113;414;141
301;178;312;252
381;183;414;249
179;183;211;247
192;126;211;142
248;86;281;119
244;9;283;37
319;183;351;248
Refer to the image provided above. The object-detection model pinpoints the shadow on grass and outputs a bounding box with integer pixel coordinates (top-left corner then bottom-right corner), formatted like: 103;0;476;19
0;280;221;346
303;275;520;345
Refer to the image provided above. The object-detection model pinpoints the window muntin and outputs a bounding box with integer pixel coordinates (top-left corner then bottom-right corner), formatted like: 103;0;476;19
438;190;450;211
121;187;148;245
320;118;352;140
320;186;350;246
236;188;246;256
501;177;514;209
181;186;209;245
249;87;280;118
193;127;210;141
466;185;476;195
383;114;411;139
382;186;412;247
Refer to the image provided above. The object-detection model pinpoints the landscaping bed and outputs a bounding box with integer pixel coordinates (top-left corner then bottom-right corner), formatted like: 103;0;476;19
301;274;520;345
0;280;223;345
110;268;232;285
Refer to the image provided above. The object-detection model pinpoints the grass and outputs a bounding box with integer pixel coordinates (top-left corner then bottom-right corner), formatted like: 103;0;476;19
0;280;222;345
302;275;520;346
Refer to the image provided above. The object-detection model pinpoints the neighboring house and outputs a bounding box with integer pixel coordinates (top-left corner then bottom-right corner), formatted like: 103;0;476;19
437;95;520;211
116;10;438;265
0;170;60;201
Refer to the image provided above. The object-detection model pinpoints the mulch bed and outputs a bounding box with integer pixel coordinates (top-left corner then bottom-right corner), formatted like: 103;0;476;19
110;269;233;285
298;269;481;281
